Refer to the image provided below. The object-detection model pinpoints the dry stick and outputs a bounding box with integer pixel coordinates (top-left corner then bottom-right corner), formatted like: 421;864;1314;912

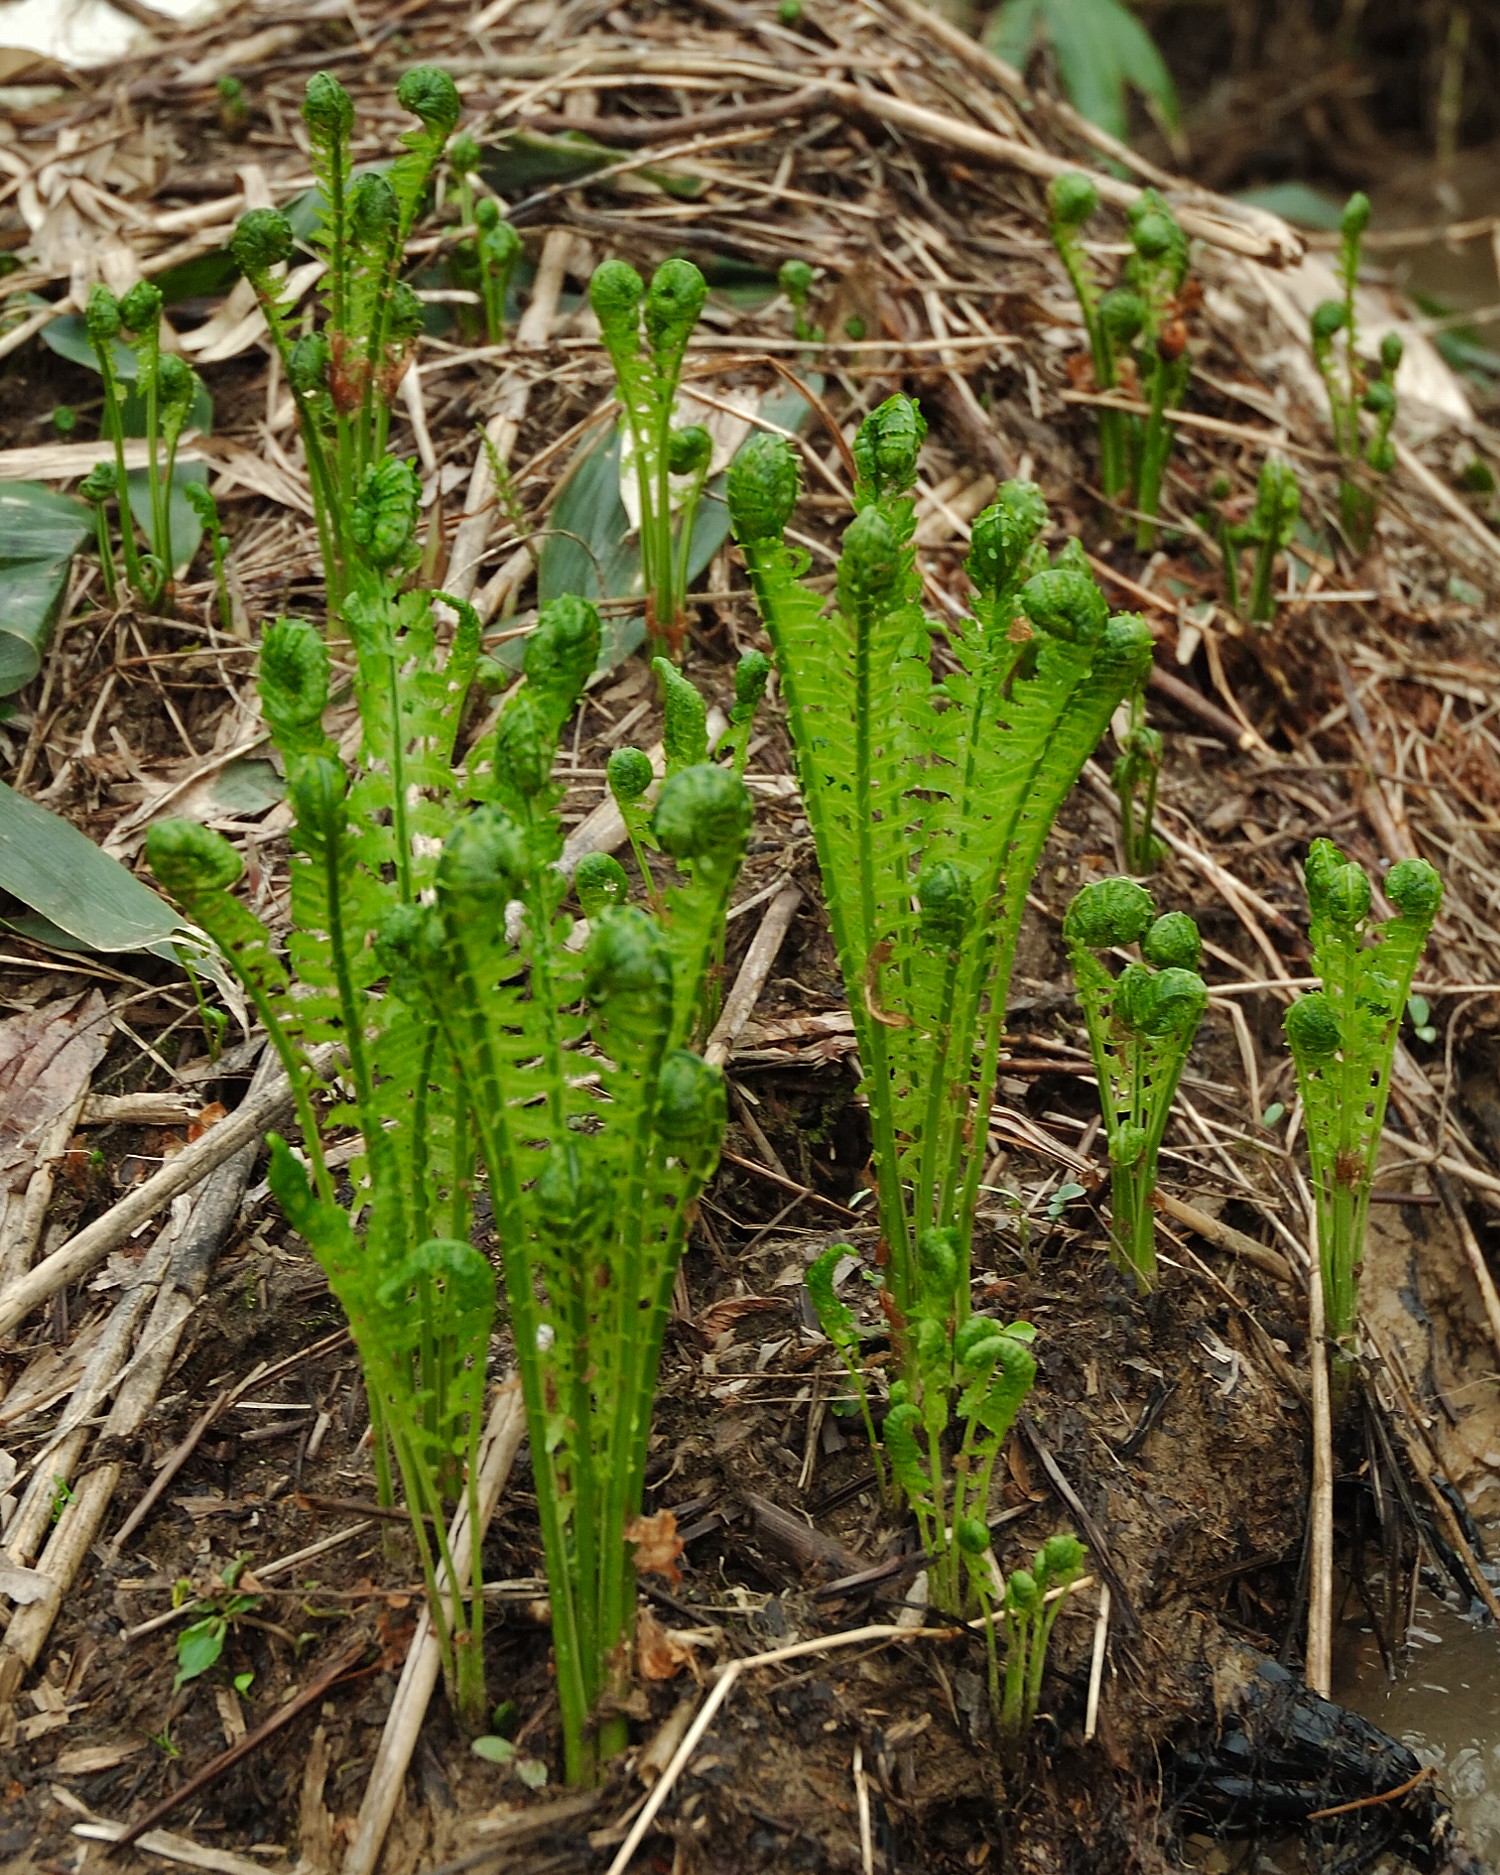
816;80;1299;263
0;1086;91;1288
341;1382;528;1875
1082;1582;1110;1743
853;1740;875;1875
705;881;802;1068
603;1626;953;1875
1;1215;183;1572
0;1112;263;1701
0;1052;319;1340
1153;1192;1295;1286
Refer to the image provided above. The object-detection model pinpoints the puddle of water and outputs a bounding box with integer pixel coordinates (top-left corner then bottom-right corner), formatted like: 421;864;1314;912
1339;1597;1500;1865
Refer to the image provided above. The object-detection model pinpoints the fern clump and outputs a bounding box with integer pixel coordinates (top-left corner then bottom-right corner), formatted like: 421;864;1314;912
231;69;463;608
148;572;488;1724
1283;841;1441;1375
151;569;750;1782
729;394;1152;1609
1046;178;1193;545
1064;879;1206;1288
1310;193;1402;553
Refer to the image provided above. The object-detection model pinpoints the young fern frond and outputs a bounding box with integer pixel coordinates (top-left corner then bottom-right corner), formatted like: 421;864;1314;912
1284;842;1442;1370
1064;881;1206;1288
729;395;1150;1614
590;257;708;657
149;556;493;1727
1310;194;1402;553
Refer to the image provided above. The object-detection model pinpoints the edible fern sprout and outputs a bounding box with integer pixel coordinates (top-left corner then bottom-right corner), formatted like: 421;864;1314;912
1283;841;1442;1375
730;394;1151;1600
1064;879;1206;1289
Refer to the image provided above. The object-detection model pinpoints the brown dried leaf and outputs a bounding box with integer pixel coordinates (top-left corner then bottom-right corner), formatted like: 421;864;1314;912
623;1510;684;1587
635;1606;693;1682
0;990;108;1191
696;1294;791;1338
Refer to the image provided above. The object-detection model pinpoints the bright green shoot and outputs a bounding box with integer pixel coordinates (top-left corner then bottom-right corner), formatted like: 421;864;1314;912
1221;455;1301;625
995;1534;1086;1738
147;506;491;1726
1310;193;1402;553
778;258;820;343
883;1258;1038;1616
729;395;1154;1341
473;199;522;346
184;481;233;634
231;67;460;609
83;281;205;611
589;256;710;658
1283;841;1441;1370
1064;880;1206;1290
1110;687;1163;875
1046;177;1191;547
380;731;749;1785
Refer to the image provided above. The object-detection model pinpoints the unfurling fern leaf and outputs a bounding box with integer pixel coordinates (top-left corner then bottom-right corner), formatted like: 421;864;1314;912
728;394;1150;1619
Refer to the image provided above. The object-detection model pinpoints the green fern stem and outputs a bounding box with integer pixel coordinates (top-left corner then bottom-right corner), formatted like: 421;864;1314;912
849;580;916;1306
91;347;146;598
436;936;596;1781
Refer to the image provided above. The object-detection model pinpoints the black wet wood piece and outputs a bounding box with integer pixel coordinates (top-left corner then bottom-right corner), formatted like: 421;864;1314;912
1167;1650;1486;1875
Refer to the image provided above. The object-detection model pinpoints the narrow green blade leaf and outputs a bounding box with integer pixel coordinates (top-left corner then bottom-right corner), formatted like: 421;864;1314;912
0;483;89;697
0;780;182;953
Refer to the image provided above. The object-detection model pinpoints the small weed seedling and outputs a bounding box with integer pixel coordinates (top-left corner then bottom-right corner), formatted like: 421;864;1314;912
730;395;1152;1605
1064;879;1206;1289
1047;176;1193;546
1310;193;1402;553
231;68;461;609
1283;841;1441;1378
1111;687;1164;875
590;256;710;657
172;1556;259;1691
84;282;205;610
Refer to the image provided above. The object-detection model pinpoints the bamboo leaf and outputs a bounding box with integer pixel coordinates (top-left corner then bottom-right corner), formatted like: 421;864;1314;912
0;779;181;953
0;483;90;696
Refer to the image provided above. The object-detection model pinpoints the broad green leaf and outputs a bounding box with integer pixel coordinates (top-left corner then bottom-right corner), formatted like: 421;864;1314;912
40;313;138;380
0;484;89;696
986;0;1044;69
470;1734;517;1763
532;384;813;675
0;779;181;953
125;461;209;577
173;1614;226;1690
210;758;285;816
1235;183;1346;231
988;0;1177;142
